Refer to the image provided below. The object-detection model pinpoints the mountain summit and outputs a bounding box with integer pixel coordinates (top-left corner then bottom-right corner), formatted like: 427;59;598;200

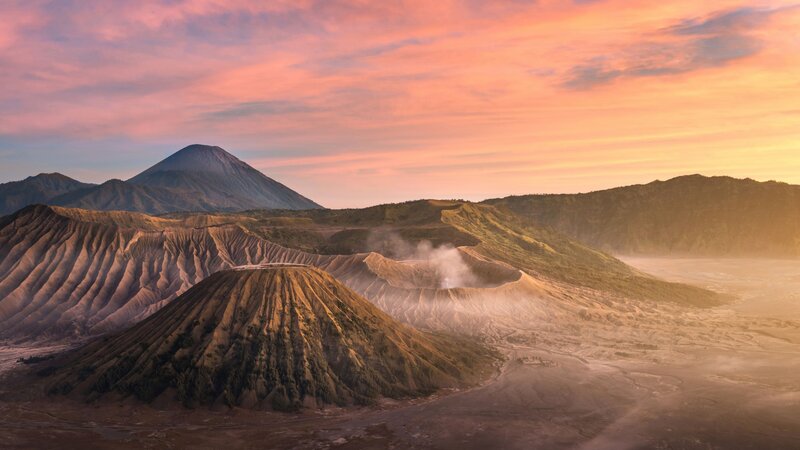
127;144;322;210
131;144;260;178
0;173;94;215
0;144;322;215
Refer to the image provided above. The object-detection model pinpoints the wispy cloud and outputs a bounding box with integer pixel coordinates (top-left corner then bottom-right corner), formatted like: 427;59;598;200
1;1;800;206
561;5;794;89
306;37;436;71
667;6;794;35
562;35;763;89
204;100;316;119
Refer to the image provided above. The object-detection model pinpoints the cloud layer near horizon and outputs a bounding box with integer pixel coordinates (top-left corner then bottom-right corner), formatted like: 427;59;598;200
1;0;799;207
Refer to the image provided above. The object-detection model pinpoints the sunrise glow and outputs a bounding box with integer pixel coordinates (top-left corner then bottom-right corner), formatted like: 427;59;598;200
2;0;799;207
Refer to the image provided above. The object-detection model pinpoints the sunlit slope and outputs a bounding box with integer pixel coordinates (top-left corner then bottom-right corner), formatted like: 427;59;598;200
44;266;493;409
0;200;724;341
441;203;722;306
485;175;800;257
0;203;510;341
0;205;357;340
172;200;723;306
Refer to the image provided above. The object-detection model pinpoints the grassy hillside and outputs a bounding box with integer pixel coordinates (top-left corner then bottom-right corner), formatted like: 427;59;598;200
485;175;800;257
167;200;725;307
442;203;723;306
164;200;481;255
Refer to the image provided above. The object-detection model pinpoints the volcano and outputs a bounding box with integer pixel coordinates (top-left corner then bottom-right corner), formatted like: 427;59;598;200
44;266;492;409
127;144;322;211
0;145;322;215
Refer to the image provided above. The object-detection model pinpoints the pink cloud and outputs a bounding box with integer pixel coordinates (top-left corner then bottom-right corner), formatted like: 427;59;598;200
1;0;799;206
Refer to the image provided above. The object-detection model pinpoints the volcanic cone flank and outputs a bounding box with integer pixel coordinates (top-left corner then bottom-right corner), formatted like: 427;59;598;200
46;266;492;410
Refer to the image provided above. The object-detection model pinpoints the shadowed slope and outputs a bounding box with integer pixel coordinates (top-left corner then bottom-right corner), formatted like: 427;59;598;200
0;205;358;340
49;179;220;214
44;266;493;409
13;145;321;215
128;144;322;210
485;175;800;257
0;173;93;216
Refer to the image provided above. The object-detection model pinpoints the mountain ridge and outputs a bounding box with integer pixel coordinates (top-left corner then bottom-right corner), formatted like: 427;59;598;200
0;173;94;216
0;201;725;341
484;174;800;257
0;145;321;215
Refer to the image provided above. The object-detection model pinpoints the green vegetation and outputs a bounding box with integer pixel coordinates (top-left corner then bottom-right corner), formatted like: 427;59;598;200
163;200;479;255
442;203;724;306
166;198;723;306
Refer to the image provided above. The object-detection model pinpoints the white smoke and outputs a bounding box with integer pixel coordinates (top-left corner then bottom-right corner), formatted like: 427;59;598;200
366;230;480;289
412;241;479;289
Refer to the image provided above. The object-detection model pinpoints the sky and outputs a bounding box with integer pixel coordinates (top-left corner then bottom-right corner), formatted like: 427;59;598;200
1;0;799;208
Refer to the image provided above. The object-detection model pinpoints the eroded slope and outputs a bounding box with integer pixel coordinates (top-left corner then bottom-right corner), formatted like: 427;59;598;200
44;266;492;409
0;201;724;342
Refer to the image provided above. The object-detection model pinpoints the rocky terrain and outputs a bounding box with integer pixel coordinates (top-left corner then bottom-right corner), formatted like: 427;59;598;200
40;266;493;410
2;256;799;449
0;201;722;341
2;183;799;449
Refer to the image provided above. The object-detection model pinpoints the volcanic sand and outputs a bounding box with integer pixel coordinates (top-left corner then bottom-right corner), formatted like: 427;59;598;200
2;258;800;448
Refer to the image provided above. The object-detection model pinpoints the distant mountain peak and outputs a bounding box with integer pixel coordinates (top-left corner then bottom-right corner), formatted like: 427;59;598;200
29;172;71;179
131;144;248;178
0;173;94;216
1;145;320;215
171;144;239;161
20;172;86;185
180;143;222;151
126;144;322;210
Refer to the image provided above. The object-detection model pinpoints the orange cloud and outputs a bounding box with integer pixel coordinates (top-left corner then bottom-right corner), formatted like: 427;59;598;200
1;0;799;207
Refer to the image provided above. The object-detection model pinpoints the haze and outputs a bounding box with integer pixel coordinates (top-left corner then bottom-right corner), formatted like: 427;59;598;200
2;1;800;207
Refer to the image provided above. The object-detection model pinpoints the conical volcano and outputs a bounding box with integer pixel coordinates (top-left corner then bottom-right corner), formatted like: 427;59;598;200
27;145;323;214
45;265;492;409
128;144;322;210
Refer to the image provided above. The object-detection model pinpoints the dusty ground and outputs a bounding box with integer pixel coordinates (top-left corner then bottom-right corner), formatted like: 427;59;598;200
2;258;800;449
0;343;72;374
621;257;800;320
